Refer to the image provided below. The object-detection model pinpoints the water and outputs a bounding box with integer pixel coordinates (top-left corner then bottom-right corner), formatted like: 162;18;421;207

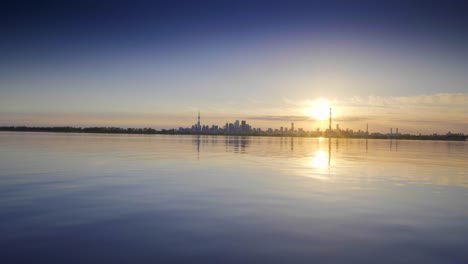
1;132;467;263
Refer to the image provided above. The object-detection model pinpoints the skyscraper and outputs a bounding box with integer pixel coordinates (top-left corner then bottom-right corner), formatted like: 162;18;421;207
197;111;201;132
234;120;240;132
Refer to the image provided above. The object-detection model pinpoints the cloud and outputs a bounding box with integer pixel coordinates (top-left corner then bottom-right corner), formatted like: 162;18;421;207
284;93;468;112
344;93;468;108
248;115;313;122
334;116;373;122
248;115;373;122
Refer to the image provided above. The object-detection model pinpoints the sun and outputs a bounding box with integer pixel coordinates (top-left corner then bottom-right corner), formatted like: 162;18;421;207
305;99;330;121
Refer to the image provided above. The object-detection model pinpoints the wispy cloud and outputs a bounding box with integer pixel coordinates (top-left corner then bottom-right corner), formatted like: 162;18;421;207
248;115;313;122
334;116;374;122
344;93;468;108
284;93;468;109
249;115;373;122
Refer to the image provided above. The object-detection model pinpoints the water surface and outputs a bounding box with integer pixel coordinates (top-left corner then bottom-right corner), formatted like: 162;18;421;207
1;132;467;263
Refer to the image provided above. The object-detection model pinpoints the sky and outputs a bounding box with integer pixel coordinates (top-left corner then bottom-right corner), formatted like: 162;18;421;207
1;0;467;134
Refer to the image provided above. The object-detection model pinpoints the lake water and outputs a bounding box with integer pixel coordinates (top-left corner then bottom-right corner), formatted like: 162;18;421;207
1;132;467;263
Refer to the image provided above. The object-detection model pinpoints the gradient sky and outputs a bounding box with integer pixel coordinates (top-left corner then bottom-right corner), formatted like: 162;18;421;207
1;0;467;134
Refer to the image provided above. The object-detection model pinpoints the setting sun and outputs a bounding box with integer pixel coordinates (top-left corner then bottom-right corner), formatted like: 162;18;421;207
305;99;330;121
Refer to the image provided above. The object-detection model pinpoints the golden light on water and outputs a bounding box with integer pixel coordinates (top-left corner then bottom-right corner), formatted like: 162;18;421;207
305;98;330;121
297;150;330;181
311;150;329;169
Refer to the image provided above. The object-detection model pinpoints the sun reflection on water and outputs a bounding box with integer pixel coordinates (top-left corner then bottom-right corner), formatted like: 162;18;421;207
299;150;331;180
311;150;329;169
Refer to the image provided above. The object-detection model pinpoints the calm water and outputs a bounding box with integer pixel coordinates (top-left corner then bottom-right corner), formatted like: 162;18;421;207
1;132;467;263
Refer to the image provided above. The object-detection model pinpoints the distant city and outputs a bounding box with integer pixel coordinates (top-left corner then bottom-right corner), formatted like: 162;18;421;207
176;111;466;140
0;110;465;141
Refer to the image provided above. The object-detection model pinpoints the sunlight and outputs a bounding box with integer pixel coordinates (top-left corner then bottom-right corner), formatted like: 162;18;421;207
294;150;330;180
305;99;330;121
311;150;328;169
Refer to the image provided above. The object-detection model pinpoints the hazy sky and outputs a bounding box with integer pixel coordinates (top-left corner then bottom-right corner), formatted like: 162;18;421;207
1;0;467;133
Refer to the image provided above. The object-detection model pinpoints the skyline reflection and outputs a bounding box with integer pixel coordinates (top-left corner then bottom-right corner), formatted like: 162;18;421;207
0;132;467;263
188;134;466;188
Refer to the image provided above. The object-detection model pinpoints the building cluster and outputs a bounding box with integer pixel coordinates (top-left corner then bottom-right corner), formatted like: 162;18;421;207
178;112;371;136
175;112;466;140
178;113;331;136
178;118;255;134
224;120;252;133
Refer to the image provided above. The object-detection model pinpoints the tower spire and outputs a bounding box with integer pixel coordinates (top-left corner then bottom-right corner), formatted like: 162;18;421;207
197;111;201;131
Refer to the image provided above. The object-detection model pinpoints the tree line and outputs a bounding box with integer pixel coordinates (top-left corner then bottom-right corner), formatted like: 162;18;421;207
0;126;465;141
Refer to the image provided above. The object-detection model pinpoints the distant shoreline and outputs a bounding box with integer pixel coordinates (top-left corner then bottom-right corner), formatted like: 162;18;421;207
0;126;465;141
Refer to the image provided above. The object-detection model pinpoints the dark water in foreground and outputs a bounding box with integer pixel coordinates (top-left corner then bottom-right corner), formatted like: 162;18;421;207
1;132;467;263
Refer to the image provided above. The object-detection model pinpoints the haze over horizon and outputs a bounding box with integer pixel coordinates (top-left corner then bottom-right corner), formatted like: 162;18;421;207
1;0;467;134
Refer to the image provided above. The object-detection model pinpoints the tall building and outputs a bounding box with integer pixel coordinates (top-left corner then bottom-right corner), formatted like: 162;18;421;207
197;111;201;132
234;120;240;131
291;122;294;133
328;108;332;137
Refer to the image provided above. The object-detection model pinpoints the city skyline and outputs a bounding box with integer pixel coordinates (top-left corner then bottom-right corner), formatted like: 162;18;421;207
1;1;467;134
0;96;466;135
178;110;464;137
2;2;468;263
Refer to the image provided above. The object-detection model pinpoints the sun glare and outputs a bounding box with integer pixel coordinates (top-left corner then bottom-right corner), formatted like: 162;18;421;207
305;99;330;121
311;150;328;169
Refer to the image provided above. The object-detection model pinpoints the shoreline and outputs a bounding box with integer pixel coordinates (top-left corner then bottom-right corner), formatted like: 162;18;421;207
1;127;465;141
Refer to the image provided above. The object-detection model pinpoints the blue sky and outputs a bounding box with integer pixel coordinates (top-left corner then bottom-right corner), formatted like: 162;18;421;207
1;0;467;133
